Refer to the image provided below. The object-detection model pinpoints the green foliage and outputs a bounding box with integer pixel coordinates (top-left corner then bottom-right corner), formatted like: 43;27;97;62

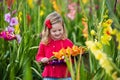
0;0;120;80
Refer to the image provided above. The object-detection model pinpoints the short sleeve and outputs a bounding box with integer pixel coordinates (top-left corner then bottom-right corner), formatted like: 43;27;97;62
35;42;45;62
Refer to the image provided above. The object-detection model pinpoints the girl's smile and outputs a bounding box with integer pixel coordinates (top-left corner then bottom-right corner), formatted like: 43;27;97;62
50;22;64;40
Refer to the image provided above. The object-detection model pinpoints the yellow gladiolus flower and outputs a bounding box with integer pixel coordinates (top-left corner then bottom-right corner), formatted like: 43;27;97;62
111;29;117;35
101;35;112;45
91;45;99;52
106;19;113;25
82;0;88;4
27;0;34;8
86;40;115;77
18;12;22;22
90;30;96;36
14;24;20;34
19;12;22;17
115;32;120;50
85;41;94;49
40;10;44;16
95;42;102;49
102;19;113;27
95;51;106;60
103;26;112;35
100;58;113;74
116;32;120;42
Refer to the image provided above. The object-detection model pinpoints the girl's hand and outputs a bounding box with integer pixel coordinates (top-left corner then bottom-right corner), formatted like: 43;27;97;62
41;57;49;63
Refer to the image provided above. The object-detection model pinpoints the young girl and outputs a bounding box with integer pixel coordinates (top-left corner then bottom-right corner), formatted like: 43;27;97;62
36;11;73;80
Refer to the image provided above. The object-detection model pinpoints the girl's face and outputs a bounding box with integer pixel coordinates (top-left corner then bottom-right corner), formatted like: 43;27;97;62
50;22;64;40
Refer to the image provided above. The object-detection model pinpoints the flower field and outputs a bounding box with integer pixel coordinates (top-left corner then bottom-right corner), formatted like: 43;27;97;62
0;0;120;80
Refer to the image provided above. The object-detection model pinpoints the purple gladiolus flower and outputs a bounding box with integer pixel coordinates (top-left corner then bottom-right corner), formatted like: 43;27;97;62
6;26;14;33
10;17;18;26
0;31;16;40
16;34;21;43
5;13;11;23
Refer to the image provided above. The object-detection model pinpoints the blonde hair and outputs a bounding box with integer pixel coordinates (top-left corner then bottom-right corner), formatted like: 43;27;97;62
41;11;67;45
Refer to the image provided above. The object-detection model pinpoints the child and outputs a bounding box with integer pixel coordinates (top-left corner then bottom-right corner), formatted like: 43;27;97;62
36;11;73;80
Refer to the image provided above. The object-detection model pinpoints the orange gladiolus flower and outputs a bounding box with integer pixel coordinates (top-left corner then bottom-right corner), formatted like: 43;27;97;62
53;46;85;60
82;18;88;39
71;45;80;56
79;46;85;55
66;47;73;56
71;46;85;56
59;48;66;55
53;48;66;60
53;52;62;60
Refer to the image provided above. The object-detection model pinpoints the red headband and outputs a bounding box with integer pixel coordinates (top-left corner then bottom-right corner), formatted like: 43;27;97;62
45;20;52;29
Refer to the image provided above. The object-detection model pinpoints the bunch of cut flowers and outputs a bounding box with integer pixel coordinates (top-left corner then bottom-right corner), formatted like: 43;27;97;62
48;45;85;80
48;45;85;65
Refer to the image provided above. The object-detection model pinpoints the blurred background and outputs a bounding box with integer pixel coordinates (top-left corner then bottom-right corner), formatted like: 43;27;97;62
0;0;120;80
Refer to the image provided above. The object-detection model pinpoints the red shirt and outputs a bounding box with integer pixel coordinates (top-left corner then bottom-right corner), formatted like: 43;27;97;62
36;39;73;78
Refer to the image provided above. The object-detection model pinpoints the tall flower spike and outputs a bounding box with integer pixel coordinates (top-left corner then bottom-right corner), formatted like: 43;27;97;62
45;20;52;29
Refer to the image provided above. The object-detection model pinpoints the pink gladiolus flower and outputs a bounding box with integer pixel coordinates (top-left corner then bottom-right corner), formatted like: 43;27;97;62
67;10;76;20
68;3;76;10
10;17;18;26
5;13;11;23
67;2;77;20
0;31;16;40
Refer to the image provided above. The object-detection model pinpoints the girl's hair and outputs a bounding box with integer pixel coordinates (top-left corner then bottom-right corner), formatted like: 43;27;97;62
41;11;67;45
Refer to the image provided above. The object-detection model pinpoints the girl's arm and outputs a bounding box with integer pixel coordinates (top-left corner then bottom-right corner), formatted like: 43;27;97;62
35;43;46;62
